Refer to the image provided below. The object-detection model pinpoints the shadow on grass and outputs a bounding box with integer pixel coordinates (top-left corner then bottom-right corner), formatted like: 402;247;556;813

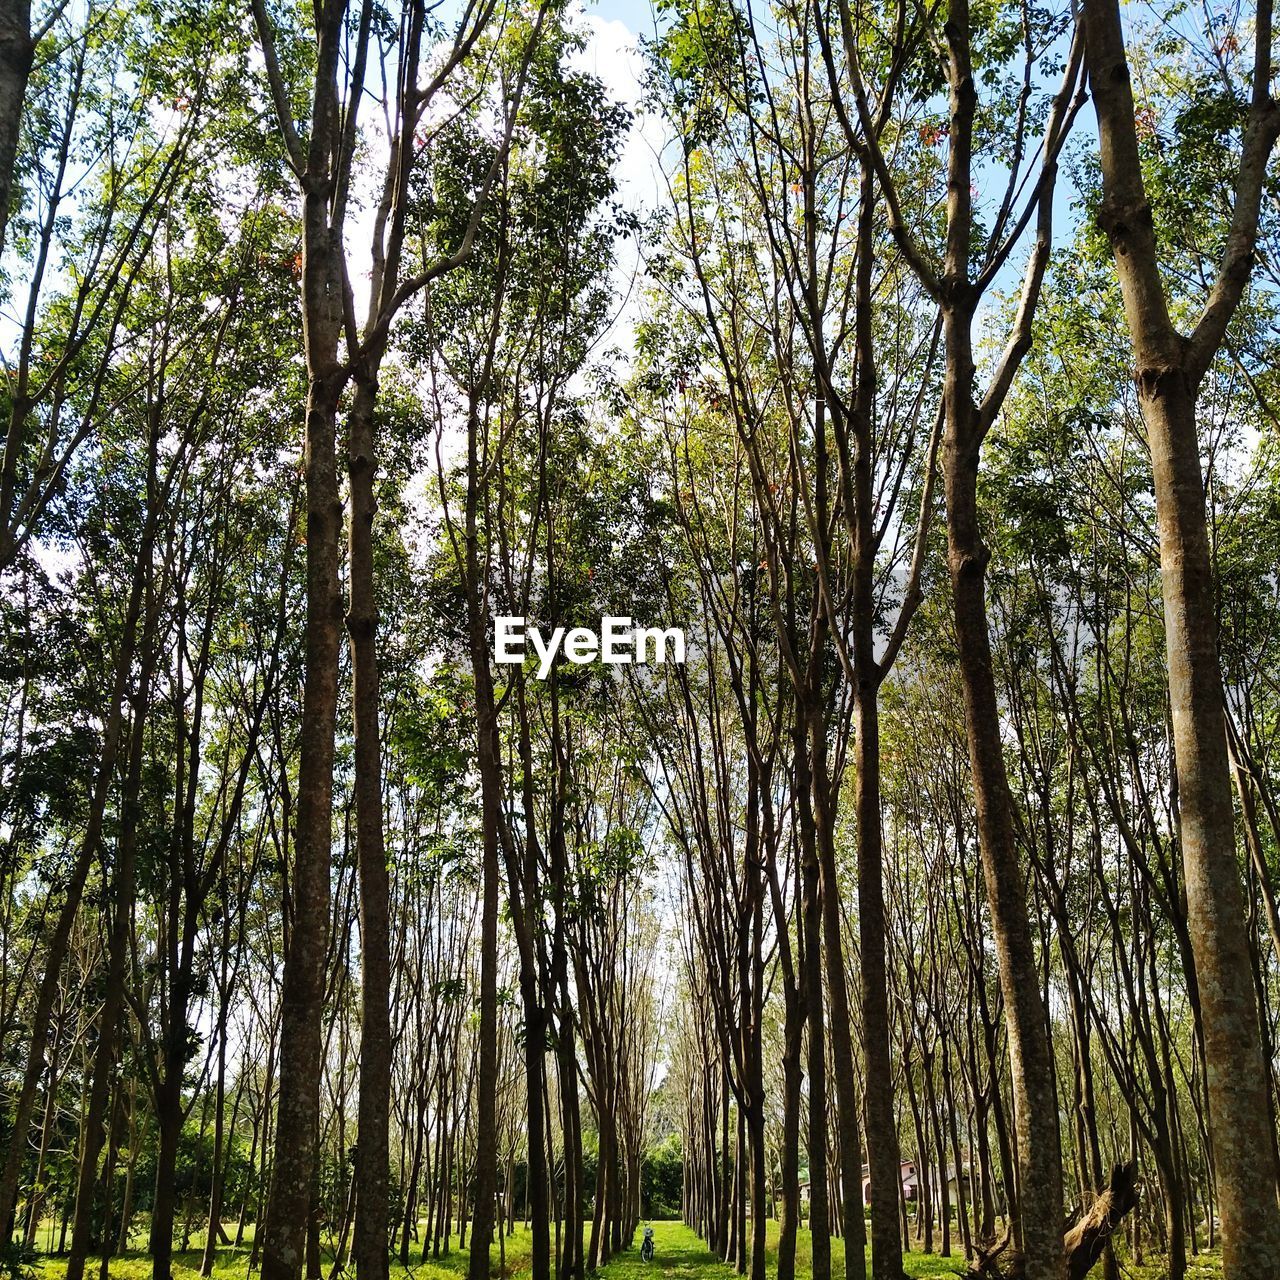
29;1217;1223;1280
599;1222;732;1280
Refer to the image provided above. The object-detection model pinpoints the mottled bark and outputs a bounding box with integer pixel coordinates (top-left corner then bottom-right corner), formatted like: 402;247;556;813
348;373;391;1280
251;1;350;1271
0;0;32;257
259;362;344;1280
1083;0;1280;1268
942;377;1066;1280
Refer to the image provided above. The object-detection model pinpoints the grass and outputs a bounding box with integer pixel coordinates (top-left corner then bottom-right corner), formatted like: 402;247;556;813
30;1217;1221;1280
619;1220;1223;1278
34;1224;528;1280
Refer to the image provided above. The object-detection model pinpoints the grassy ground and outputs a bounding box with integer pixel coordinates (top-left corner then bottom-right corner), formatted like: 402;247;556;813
32;1217;1220;1280
599;1219;1225;1280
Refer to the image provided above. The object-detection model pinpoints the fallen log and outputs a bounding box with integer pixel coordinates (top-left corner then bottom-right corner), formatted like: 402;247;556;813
965;1163;1139;1280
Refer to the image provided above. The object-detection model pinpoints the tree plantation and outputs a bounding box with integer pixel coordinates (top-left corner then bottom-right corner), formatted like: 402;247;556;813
0;0;1277;1278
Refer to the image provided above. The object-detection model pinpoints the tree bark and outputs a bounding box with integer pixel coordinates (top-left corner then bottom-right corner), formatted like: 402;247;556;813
1083;0;1280;1268
260;362;344;1280
797;731;832;1280
942;302;1065;1280
853;671;904;1280
348;372;392;1280
464;436;502;1280
0;0;32;258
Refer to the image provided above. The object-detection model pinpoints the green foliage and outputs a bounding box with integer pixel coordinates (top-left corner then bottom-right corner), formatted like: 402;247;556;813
642;1135;684;1218
0;1241;38;1280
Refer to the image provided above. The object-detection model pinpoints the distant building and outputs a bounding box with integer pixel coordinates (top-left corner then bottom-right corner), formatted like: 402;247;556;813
785;1160;966;1212
860;1160;964;1205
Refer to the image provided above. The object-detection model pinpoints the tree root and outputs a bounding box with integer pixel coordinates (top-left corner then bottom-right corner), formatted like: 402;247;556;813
965;1163;1139;1280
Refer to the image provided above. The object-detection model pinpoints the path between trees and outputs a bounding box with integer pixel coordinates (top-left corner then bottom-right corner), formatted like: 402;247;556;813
35;1218;1226;1280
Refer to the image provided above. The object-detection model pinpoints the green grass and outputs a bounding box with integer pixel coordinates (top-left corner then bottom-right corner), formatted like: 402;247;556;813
30;1216;1221;1280
627;1219;964;1278
615;1221;1223;1280
33;1224;532;1280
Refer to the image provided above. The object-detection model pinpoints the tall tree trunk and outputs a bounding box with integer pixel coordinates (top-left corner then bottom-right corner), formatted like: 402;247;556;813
941;303;1064;1280
814;823;867;1280
250;3;352;1269
150;1068;183;1277
348;371;392;1280
0;0;32;261
1083;0;1280;1268
261;358;344;1280
777;1009;803;1280
851;679;903;1280
556;991;585;1280
745;873;768;1280
465;443;501;1280
811;721;868;1280
798;751;832;1280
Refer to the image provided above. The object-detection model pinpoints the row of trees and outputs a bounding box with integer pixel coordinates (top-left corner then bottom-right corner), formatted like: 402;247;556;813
0;3;667;1280
641;0;1280;1277
0;1;1276;1280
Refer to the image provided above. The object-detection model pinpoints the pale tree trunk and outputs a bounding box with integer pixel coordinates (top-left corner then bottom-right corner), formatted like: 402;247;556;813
941;356;1065;1280
1084;0;1280;1269
0;0;32;257
252;3;350;1273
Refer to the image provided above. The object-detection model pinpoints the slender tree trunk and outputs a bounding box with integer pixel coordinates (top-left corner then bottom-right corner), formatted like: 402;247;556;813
0;0;32;265
1083;0;1280;1267
152;933;201;1280
777;996;803;1280
348;371;392;1280
23;1042;62;1252
252;1;353;1268
261;358;345;1280
852;680;904;1280
465;443;502;1280
941;304;1064;1280
201;995;230;1274
556;1011;585;1280
117;1081;139;1256
811;725;868;1280
799;755;832;1280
